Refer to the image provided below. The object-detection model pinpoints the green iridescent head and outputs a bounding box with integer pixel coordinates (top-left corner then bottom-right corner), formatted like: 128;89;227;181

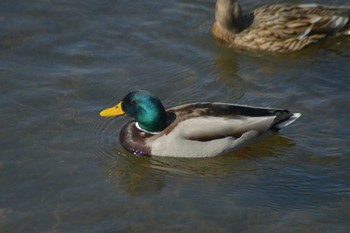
100;90;167;133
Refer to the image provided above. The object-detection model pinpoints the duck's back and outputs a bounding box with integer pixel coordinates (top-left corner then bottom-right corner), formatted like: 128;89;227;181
217;3;350;52
145;103;299;158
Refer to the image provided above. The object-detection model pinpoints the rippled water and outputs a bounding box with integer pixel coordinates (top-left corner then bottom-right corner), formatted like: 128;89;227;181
1;0;350;232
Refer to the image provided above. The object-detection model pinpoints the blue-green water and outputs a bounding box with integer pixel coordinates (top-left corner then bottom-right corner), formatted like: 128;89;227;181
1;0;350;232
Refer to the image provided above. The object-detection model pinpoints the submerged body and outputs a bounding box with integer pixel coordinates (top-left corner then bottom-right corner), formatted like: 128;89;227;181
100;90;300;158
212;0;350;52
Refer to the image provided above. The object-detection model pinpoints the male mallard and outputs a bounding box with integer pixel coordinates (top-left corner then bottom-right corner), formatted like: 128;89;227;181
212;0;350;52
100;90;300;158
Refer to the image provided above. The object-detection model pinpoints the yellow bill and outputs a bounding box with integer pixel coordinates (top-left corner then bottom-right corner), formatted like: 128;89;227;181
100;101;126;117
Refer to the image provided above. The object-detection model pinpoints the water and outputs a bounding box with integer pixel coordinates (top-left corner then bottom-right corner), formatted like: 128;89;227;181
1;0;350;232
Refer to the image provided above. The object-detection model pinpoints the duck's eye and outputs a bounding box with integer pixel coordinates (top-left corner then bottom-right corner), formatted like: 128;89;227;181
130;100;136;105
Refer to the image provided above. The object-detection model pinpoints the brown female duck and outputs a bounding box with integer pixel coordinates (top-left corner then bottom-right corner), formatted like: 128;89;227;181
212;0;350;52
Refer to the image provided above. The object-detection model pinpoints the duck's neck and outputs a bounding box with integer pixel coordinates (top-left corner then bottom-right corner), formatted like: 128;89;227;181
136;106;167;134
135;122;161;135
215;0;243;33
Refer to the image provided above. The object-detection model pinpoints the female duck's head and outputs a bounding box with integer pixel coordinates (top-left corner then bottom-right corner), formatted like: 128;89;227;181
100;90;167;133
215;0;242;32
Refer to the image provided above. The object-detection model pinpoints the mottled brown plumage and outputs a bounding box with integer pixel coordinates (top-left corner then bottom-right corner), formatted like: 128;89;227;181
212;0;350;52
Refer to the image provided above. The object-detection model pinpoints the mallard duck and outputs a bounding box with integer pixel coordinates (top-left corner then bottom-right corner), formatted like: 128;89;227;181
100;90;300;158
212;0;350;52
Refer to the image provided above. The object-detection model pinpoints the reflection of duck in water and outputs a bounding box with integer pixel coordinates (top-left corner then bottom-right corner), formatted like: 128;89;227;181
100;90;300;158
101;149;166;196
213;50;241;89
212;0;350;52
99;135;295;194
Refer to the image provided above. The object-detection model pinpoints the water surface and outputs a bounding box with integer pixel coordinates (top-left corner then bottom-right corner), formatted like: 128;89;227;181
1;0;350;232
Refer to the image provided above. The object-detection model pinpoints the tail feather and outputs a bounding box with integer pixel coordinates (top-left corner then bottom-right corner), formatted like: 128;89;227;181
336;20;350;35
273;113;301;130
